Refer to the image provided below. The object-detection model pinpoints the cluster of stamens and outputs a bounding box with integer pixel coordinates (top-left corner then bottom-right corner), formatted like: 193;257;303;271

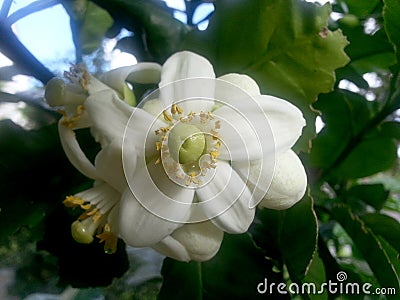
57;64;91;129
59;105;85;128
64;64;91;92
154;103;222;187
63;195;118;254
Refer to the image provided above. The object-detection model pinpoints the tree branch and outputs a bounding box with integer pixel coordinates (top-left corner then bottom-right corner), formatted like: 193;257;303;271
0;21;54;85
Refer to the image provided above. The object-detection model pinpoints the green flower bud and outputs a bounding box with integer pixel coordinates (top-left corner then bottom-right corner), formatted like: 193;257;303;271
168;123;206;164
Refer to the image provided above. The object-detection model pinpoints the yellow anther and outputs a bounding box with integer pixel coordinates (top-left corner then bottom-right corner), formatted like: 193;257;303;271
60;105;85;128
86;208;99;216
185;172;202;186
156;141;162;151
215;120;221;129
215;141;222;148
171;104;183;115
63;196;83;207
63;196;92;210
92;211;103;222
180;117;189;123
208;112;214;119
163;110;174;122
78;207;101;221
200;111;208;124
80;69;91;91
210;150;220;159
155;157;161;164
96;224;118;254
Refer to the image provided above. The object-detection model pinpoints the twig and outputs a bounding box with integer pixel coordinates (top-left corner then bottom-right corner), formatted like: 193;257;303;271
6;0;60;26
0;21;54;85
0;0;12;19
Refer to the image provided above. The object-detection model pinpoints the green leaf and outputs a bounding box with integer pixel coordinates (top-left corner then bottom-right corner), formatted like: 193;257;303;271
63;1;114;55
302;253;328;300
92;0;190;62
311;88;398;180
331;134;397;179
252;196;318;282
337;0;381;17
361;213;400;254
336;65;369;89
310;89;372;169
185;0;349;151
317;236;367;300
381;121;400;139
158;234;289;299
341;27;393;62
339;24;395;77
79;2;113;54
331;205;400;289
383;0;400;64
0;119;90;244
158;260;202;300
377;237;400;285
351;52;397;74
346;184;389;210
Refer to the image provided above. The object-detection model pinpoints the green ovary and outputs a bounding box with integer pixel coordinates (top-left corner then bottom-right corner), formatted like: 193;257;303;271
168;123;206;164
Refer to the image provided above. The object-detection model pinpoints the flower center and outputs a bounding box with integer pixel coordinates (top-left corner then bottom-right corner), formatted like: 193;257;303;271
168;123;206;164
154;103;222;188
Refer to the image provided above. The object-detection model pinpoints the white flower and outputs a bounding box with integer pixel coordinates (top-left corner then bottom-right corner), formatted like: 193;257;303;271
46;51;307;261
45;62;161;253
117;51;308;261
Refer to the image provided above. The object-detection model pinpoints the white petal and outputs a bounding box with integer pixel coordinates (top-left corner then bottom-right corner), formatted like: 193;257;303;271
196;161;255;233
100;63;162;104
123;107;167;167
95;138;134;193
218;73;260;96
212;79;275;162
213;105;265;161
255;95;306;153
232;155;275;209
75;181;120;210
158;52;216;110
86;74;114;95
58;120;98;180
141;99;164;117
119;160;194;247
153;221;223;262
107;202;120;234
160;51;215;85
100;63;162;86
85;90;134;146
259;150;307;210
